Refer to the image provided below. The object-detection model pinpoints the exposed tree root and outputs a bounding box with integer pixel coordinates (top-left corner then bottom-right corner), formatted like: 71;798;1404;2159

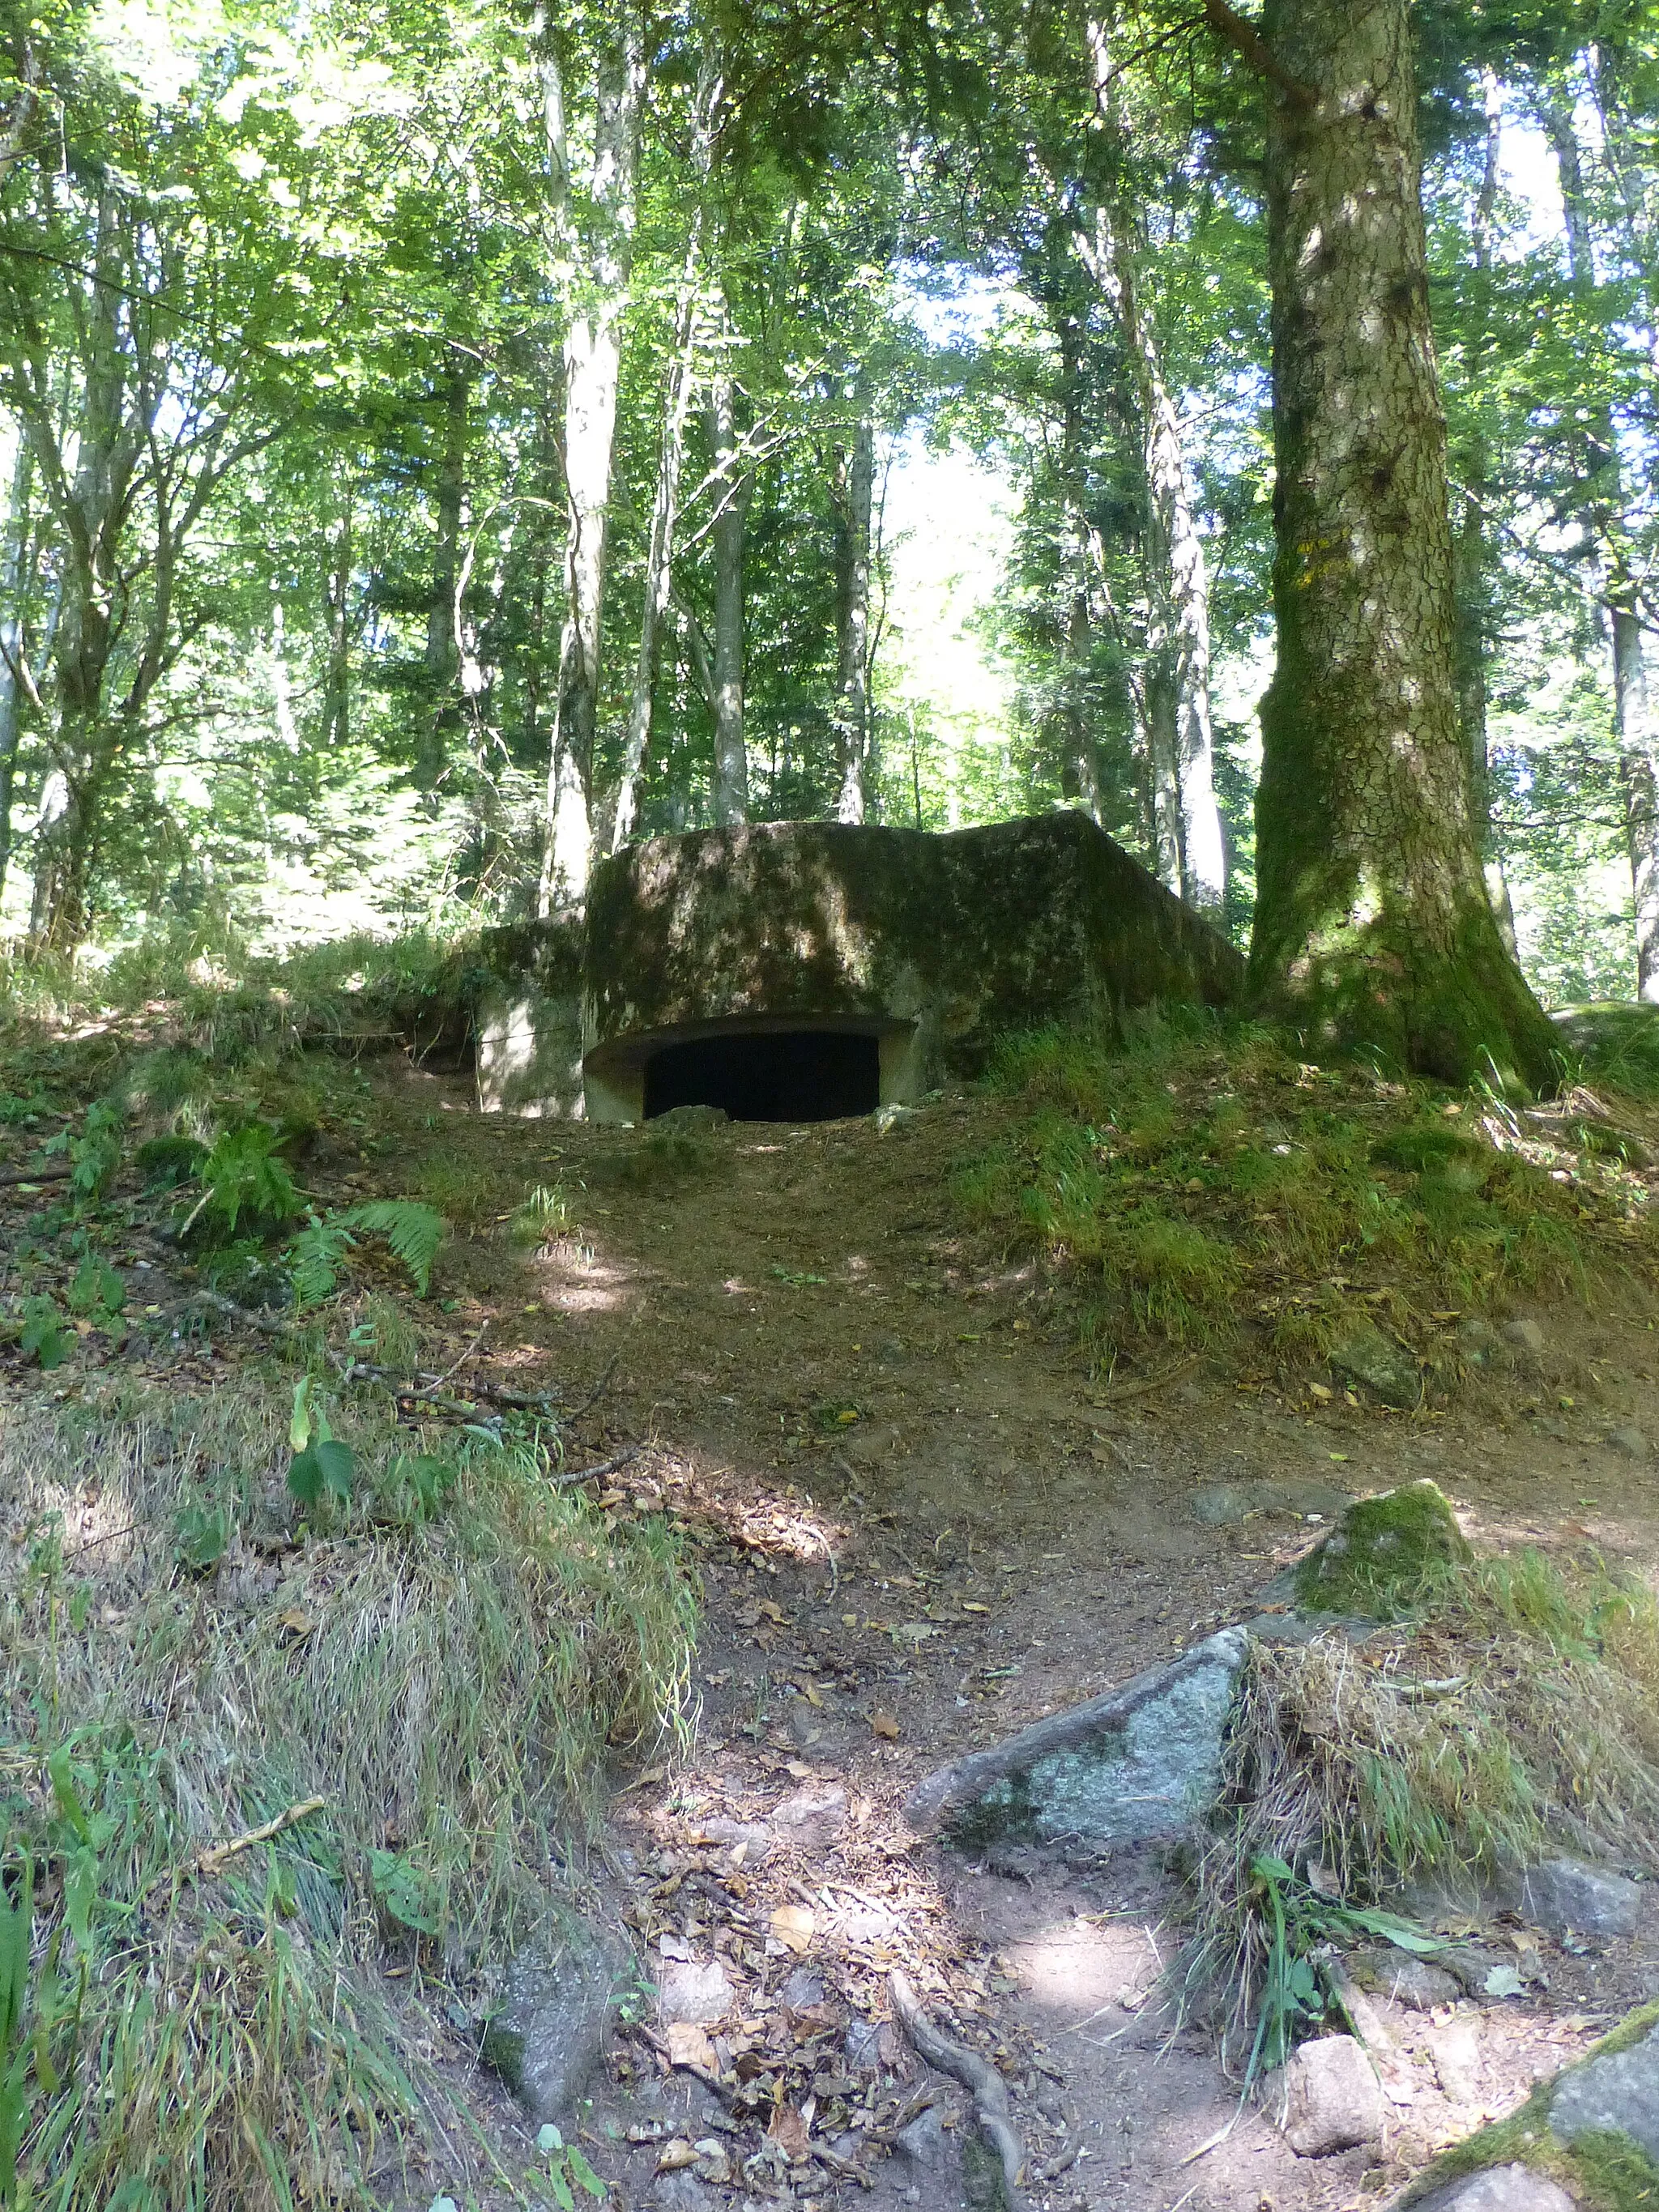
889;1969;1026;2204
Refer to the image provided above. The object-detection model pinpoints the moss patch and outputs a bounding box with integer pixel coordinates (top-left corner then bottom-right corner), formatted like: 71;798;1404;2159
1293;1481;1473;1617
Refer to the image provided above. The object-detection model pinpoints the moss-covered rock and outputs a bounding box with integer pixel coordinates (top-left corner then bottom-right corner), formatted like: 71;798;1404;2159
1293;1481;1472;1617
1402;2001;1659;2211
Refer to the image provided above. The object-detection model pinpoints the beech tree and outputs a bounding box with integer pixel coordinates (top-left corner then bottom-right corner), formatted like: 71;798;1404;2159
1206;0;1559;1084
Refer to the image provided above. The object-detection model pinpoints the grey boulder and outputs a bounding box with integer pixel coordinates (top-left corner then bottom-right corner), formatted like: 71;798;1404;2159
1411;2165;1575;2212
480;1931;626;2123
903;1628;1247;1848
1549;2020;1659;2165
1512;1856;1642;1942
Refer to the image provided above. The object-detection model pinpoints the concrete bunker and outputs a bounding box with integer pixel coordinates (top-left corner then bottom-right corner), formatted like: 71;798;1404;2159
476;813;1245;1124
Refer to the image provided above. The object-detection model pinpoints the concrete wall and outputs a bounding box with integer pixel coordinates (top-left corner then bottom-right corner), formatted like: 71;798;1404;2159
477;814;1245;1121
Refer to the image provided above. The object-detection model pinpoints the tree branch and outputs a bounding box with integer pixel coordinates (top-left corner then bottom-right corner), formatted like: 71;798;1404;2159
1200;0;1315;106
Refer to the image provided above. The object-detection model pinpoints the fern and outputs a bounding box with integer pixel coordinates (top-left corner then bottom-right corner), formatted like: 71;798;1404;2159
288;1213;356;1309
341;1200;446;1297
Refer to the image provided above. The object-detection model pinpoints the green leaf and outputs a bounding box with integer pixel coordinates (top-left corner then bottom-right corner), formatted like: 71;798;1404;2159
368;1848;441;1935
340;1200;446;1296
288;1437;354;1509
568;2145;608;2198
19;1297;67;1370
287;1213;354;1309
548;2168;575;2212
46;1748;90;1845
290;1374;315;1451
68;1254;125;1321
173;1503;230;1572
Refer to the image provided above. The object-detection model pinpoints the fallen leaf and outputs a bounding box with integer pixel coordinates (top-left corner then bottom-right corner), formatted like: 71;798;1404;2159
1482;1964;1526;1999
759;1600;787;1623
665;2022;719;2072
894;1622;938;1646
769;2104;810;2160
770;1903;816;1954
658;1933;692;1961
961;1601;992;1614
783;1758;816;1779
655;2138;698;2172
275;1607;315;1639
871;1711;900;1740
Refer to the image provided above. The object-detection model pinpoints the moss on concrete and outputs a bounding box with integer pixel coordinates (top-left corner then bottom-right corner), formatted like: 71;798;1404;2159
1293;1481;1473;1617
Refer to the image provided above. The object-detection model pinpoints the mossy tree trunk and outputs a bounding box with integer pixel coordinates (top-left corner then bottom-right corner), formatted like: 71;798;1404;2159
1240;0;1556;1086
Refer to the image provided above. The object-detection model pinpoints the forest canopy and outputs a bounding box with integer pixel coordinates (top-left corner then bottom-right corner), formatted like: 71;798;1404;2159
0;0;1655;1070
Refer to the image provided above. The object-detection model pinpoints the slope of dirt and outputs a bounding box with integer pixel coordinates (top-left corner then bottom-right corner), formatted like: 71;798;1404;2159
9;1057;1659;2211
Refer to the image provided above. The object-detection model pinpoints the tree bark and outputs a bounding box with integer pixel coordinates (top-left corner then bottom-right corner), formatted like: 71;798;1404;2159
324;477;352;756
1542;93;1659;1003
832;406;875;824
0;437;33;905
418;366;468;790
1241;0;1554;1085
1078;202;1226;910
706;348;751;826
543;15;646;905
612;259;701;850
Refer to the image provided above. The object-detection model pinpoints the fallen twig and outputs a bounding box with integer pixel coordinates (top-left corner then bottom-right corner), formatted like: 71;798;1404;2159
198;1796;327;1876
0;1161;72;1188
1094;1352;1201;1404
889;1969;1025;2204
552;1443;642;1490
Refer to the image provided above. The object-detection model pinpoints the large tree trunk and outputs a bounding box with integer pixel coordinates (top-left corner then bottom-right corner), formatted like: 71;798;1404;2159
1543;95;1659;1003
1451;73;1519;953
832;407;875;823
706;352;751;826
1242;0;1554;1085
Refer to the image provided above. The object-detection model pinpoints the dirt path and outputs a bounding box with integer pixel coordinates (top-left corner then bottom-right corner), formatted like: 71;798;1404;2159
11;1058;1659;2210
393;1075;1659;2212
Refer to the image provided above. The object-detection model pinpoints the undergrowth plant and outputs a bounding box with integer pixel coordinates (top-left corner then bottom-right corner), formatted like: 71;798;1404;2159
957;1016;1645;1374
0;1379;696;2205
1182;1546;1659;2083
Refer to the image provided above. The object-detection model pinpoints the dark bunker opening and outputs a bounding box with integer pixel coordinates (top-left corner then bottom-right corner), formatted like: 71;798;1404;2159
642;1029;881;1123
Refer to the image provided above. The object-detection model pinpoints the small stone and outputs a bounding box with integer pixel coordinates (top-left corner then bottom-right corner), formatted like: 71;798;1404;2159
1503;1317;1545;1355
1412;2164;1575;2212
1547;2020;1659;2163
651;2171;713;2212
771;1781;848;1848
1608;1425;1649;1461
1431;2017;1483;2104
694;1815;774;1865
1516;1857;1642;1942
846;2018;884;2069
1269;2034;1384;2156
1294;1481;1471;1616
893;2107;957;2174
778;1966;826;2010
1327;1319;1420;1409
1358;1950;1461;2012
657;1958;735;2026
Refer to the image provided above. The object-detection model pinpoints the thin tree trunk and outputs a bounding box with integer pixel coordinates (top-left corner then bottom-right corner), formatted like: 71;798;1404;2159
418;368;467;790
1074;37;1226;914
324;479;352;755
1238;0;1554;1085
612;227;704;850
544;15;646;903
0;439;33;906
832;406;875;823
707;347;751;826
1543;93;1659;1002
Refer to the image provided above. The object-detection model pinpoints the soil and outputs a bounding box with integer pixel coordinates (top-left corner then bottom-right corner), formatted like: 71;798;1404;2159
10;1059;1659;2212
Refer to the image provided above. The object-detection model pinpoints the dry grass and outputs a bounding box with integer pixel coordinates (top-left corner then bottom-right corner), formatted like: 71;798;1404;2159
0;1374;696;2206
1181;1549;1659;2078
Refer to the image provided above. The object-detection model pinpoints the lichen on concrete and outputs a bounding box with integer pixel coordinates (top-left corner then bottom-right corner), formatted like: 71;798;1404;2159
1293;1480;1472;1617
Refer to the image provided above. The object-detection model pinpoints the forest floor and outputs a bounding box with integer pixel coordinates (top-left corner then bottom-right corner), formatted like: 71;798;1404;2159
6;1034;1659;2211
